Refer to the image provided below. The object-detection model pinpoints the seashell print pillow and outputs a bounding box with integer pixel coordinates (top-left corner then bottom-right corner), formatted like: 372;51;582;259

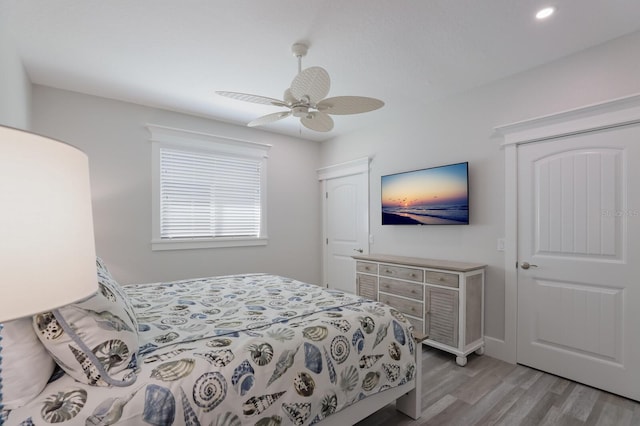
96;257;138;317
32;258;139;387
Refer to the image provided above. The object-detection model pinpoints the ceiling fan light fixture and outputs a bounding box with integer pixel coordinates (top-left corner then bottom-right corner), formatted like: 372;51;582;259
292;105;309;117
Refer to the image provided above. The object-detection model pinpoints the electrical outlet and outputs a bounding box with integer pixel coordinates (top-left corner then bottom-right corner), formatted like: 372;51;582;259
497;238;505;252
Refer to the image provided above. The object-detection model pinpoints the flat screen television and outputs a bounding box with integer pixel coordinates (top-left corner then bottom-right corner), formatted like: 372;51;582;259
381;162;469;225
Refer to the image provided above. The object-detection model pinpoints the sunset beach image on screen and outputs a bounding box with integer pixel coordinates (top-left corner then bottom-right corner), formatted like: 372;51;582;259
381;162;469;225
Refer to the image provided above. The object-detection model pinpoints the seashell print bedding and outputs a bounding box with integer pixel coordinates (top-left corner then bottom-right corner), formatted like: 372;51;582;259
5;274;416;426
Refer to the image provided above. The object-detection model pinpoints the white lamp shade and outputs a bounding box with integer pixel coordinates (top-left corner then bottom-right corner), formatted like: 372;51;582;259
0;126;98;322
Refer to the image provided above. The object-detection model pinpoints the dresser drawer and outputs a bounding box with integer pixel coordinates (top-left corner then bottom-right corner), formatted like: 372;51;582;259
356;273;378;301
379;293;422;318
356;261;378;274
425;271;459;288
379;264;423;282
379;277;423;301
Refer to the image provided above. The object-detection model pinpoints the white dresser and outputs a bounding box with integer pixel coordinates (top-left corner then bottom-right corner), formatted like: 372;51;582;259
353;254;485;366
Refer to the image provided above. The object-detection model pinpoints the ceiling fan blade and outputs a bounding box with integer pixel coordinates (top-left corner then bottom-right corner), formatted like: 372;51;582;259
300;111;334;132
316;96;384;115
216;91;287;107
290;67;330;104
283;89;297;105
247;111;292;127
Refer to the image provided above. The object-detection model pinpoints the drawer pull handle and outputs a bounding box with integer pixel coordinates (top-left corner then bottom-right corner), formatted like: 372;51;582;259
385;269;392;273
439;277;445;281
410;273;416;277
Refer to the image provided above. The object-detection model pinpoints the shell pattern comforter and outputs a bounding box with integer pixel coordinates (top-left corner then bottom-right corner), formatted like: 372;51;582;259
6;274;416;426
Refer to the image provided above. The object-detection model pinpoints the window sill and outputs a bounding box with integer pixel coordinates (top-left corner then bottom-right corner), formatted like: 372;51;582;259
151;236;268;251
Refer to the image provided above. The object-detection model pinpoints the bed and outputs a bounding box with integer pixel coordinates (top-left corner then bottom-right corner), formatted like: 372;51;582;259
3;260;421;425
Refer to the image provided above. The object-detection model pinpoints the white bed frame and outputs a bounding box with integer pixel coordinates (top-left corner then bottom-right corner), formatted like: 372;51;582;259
320;333;424;425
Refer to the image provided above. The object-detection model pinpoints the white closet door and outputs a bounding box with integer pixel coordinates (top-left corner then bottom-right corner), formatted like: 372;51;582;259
517;124;640;401
324;171;369;294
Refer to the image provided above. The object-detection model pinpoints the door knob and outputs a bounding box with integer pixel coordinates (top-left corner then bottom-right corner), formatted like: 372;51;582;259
353;248;364;253
521;262;538;270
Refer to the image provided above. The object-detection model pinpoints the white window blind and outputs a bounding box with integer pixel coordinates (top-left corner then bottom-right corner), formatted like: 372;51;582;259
160;148;262;239
148;124;270;250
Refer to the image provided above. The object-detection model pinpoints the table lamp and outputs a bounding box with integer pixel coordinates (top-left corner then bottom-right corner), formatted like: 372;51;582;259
0;126;98;412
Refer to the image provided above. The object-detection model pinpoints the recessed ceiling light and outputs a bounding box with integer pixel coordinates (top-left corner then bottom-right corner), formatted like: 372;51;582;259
536;7;555;19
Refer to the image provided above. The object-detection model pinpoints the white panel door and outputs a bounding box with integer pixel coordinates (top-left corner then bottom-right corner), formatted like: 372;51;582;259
517;124;640;400
325;172;368;294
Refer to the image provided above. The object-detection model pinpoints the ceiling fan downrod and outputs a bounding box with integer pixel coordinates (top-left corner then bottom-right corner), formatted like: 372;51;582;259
291;43;308;74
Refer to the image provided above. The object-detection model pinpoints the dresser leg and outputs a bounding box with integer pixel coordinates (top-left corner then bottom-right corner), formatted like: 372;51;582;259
475;346;485;355
456;356;467;367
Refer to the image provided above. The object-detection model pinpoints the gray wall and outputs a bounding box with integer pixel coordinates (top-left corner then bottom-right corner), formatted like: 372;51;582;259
24;29;640;356
32;86;323;286
0;28;31;129
319;31;640;344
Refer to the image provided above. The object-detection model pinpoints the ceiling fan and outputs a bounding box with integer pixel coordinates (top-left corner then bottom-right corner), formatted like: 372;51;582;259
216;43;384;132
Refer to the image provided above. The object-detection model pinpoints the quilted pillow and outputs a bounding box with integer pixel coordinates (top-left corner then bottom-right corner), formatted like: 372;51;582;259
33;258;139;387
1;318;56;410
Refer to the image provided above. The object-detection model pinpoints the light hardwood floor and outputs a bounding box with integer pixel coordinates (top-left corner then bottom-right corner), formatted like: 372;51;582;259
356;346;640;426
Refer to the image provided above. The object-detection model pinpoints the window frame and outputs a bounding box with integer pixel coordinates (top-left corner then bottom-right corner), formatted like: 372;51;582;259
148;124;271;251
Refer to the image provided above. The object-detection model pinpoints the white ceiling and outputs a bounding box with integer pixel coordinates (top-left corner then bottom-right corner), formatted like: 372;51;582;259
3;0;640;141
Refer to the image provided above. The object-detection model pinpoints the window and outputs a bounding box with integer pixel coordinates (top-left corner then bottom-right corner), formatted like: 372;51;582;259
148;125;270;250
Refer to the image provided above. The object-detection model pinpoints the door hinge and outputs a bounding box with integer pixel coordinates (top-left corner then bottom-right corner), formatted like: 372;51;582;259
515;261;518;269
325;192;328;199
326;238;328;245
